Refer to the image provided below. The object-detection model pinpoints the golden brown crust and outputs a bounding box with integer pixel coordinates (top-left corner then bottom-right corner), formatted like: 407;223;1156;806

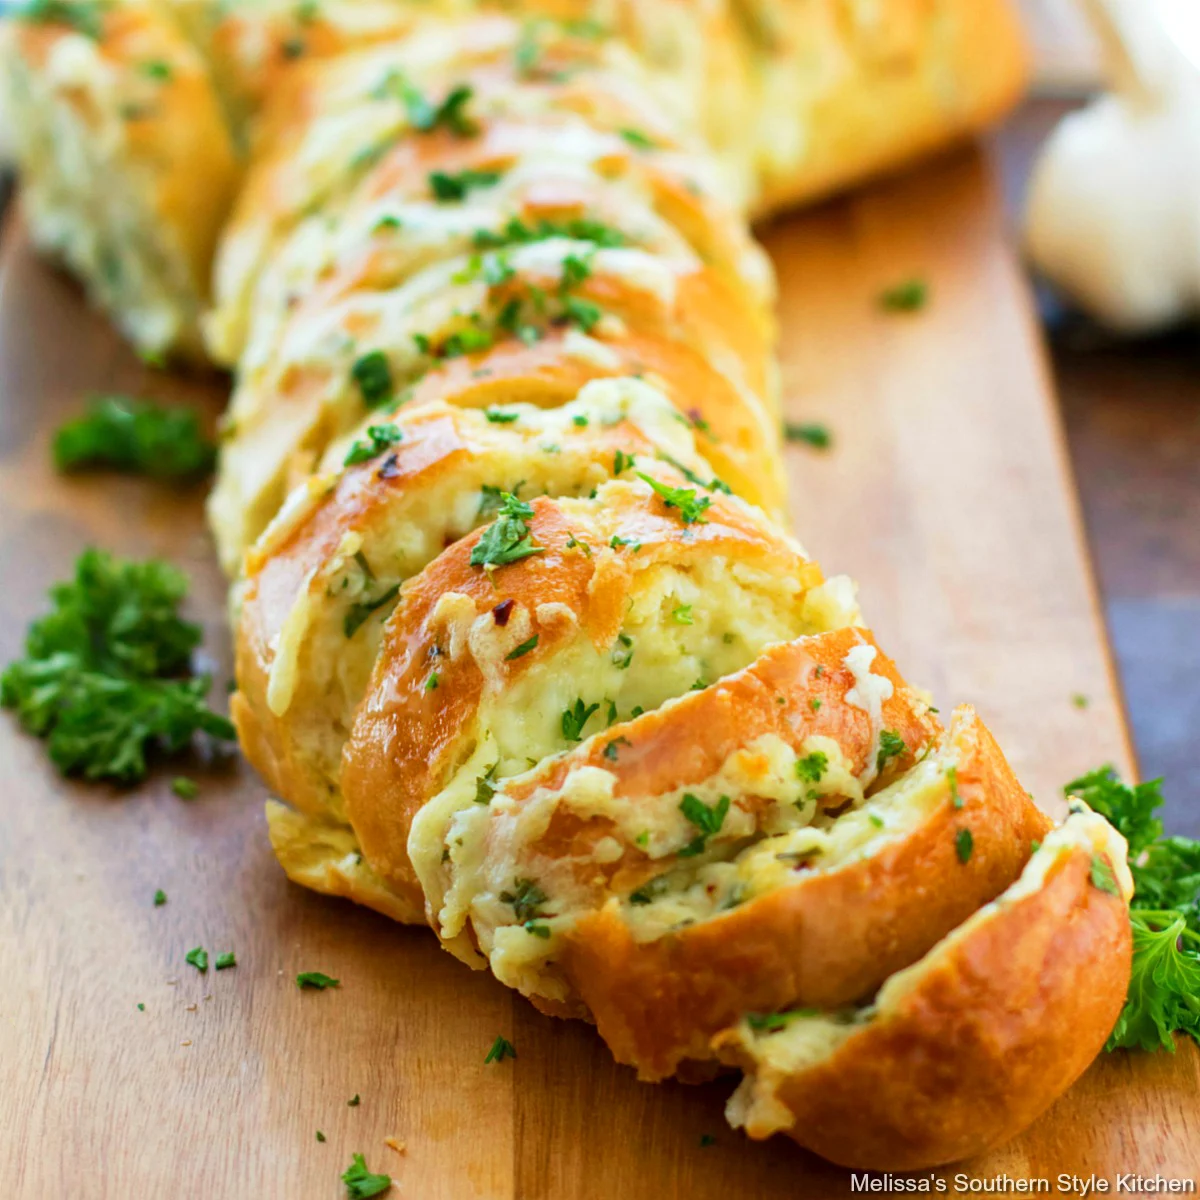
747;0;1031;218
715;820;1132;1170
560;704;1051;1080
233;392;722;822
340;473;822;908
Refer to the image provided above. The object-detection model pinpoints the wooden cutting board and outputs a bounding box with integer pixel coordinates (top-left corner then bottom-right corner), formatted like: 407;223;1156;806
1;146;1196;1197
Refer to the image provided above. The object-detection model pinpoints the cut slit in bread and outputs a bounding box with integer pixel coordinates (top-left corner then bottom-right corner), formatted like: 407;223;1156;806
715;805;1133;1170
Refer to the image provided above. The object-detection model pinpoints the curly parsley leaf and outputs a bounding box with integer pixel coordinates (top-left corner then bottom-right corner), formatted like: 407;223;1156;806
54;396;216;480
342;1153;392;1199
1106;914;1200;1052
1066;767;1200;1051
0;550;234;783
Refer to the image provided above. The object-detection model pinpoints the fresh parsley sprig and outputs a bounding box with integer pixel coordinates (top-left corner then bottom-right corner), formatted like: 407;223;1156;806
54;395;216;480
1065;767;1200;1051
0;550;234;782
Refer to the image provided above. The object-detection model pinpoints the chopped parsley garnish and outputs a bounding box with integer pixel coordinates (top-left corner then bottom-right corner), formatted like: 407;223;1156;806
485;1035;517;1063
469;493;543;570
524;921;551;938
879;278;929;312
560;251;593;288
796;752;828;784
782;422;832;450
316;1131;326;1143
397;79;476;137
955;828;974;863
484;408;520;424
215;951;237;970
1072;692;1090;709
561;698;600;742
603;736;631;762
153;889;167;906
946;765;964;809
351;352;394;407
475;764;498;805
473;216;625;251
619;128;656;149
53;395;216;479
297;971;340;990
875;730;906;773
185;946;208;972
809;698;822;712
347;1094;360;1107
678;793;730;856
0;550;235;783
341;1153;392;1199
699;1134;716;1148
610;633;634;669
429;168;500;201
613;450;635;475
629;875;669;905
671;605;693;625
499;878;547;922
505;634;539;661
656;453;729;496
1064;767;1200;1052
344;424;403;466
637;473;711;525
745;1009;816;1033
343;583;401;638
562;295;602;333
171;776;199;799
424;672;439;692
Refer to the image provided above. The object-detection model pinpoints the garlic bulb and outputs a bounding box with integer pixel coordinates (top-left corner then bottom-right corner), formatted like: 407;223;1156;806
1025;0;1200;332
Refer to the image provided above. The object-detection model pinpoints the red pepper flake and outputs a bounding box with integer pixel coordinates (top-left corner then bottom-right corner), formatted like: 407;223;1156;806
493;599;514;626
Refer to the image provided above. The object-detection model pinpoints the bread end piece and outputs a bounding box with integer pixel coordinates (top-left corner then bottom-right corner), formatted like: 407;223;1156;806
716;806;1133;1170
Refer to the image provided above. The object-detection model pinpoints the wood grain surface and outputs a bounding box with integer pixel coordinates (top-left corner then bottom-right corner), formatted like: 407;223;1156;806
1;146;1196;1197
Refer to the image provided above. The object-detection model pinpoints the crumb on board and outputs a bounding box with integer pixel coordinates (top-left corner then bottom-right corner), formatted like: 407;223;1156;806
385;1138;407;1156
